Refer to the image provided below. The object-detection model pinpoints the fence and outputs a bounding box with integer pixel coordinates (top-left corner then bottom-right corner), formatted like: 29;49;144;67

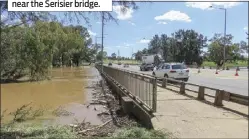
113;67;248;106
159;77;249;106
96;64;157;112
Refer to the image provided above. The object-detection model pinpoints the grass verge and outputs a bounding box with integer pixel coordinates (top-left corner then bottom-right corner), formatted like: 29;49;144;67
1;123;172;139
104;59;248;67
202;61;248;67
1;104;172;139
1;123;78;139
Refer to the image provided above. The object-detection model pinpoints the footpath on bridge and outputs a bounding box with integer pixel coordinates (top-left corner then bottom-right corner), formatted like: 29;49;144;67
151;86;248;138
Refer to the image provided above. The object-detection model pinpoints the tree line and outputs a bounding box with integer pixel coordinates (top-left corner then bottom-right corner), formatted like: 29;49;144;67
1;21;99;81
133;29;248;66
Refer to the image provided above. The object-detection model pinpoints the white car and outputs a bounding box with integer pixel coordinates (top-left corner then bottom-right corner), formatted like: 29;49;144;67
152;63;189;81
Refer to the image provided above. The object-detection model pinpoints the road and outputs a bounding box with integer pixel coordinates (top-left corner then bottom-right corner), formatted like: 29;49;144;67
107;64;248;96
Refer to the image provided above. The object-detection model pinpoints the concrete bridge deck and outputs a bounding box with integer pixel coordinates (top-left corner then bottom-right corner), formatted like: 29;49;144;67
152;86;248;138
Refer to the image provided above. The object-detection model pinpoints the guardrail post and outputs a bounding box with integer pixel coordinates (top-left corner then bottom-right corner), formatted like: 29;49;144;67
179;81;185;94
162;77;167;88
152;77;157;112
198;86;205;100
214;90;224;106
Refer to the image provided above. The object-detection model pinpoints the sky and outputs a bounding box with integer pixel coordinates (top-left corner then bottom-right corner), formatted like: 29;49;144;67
2;1;248;57
79;2;248;57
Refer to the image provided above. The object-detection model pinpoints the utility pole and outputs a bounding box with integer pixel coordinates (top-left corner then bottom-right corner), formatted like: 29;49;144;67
118;49;120;61
210;6;227;70
101;12;104;73
223;8;227;70
132;48;133;64
95;36;97;46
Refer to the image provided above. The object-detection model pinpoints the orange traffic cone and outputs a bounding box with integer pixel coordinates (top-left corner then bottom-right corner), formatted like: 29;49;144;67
215;69;218;74
235;69;239;76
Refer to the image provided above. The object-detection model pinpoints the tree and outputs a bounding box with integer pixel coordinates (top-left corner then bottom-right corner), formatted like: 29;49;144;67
133;51;143;61
148;35;161;54
154;55;161;67
240;41;248;53
111;53;117;60
1;21;97;81
96;51;107;61
145;29;207;65
208;33;239;66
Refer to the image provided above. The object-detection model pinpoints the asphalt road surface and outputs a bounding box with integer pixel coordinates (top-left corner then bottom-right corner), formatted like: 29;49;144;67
106;64;248;96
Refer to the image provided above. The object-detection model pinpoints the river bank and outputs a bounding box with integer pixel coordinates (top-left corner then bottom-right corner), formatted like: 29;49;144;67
1;66;172;138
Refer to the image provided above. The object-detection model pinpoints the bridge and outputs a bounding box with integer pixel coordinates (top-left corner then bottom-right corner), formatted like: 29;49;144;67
96;64;248;138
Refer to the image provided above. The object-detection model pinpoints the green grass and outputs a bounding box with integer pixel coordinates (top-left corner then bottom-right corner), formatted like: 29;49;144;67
110;127;173;139
1;123;78;139
1;124;172;139
1;104;172;139
104;59;248;67
202;60;248;67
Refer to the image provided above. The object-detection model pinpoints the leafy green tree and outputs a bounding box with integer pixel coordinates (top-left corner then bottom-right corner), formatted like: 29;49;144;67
140;29;207;65
96;51;107;61
208;33;240;66
1;21;97;81
111;53;117;60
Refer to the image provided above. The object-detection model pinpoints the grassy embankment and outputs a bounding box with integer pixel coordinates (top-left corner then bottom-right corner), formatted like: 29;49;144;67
104;59;248;67
1;103;171;139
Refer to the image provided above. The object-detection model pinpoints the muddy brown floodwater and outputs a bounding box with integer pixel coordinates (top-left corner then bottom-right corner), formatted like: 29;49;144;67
1;66;98;125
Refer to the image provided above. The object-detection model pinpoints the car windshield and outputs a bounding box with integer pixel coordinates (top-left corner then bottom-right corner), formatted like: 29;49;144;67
172;64;187;69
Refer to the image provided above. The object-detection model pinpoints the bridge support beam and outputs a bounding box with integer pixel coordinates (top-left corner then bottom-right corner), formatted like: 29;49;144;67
121;96;133;114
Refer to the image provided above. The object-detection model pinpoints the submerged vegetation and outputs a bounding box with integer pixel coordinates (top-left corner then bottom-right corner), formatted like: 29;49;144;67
1;104;171;139
1;20;99;81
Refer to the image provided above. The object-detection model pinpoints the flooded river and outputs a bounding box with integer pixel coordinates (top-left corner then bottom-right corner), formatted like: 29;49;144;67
1;66;94;124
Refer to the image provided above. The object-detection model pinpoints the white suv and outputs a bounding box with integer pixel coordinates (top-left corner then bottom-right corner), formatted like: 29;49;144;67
152;63;189;81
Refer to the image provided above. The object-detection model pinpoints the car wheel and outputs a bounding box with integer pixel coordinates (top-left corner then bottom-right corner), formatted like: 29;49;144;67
164;74;168;78
184;78;189;82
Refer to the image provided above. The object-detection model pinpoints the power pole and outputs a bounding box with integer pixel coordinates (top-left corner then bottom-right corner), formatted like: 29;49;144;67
132;48;133;64
118;49;120;61
101;13;104;73
223;8;227;70
95;36;97;46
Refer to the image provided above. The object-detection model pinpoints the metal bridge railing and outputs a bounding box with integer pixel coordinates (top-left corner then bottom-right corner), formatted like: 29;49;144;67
96;64;157;112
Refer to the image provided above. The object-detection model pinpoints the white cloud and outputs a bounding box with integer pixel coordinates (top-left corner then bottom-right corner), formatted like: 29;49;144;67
124;43;132;47
244;26;248;31
185;2;240;10
138;39;151;44
116;46;121;48
88;30;96;36
155;10;191;22
104;47;112;50
128;21;136;26
113;5;134;20
96;21;101;24
157;21;167;25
